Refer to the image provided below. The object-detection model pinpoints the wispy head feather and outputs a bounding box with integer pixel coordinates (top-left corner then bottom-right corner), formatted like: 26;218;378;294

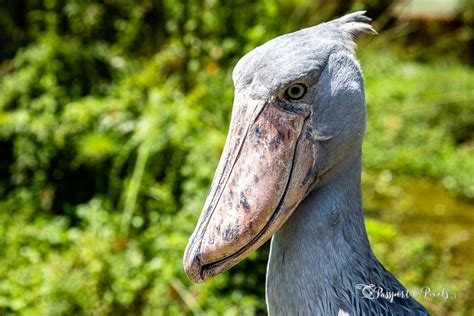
334;11;378;37
319;11;377;52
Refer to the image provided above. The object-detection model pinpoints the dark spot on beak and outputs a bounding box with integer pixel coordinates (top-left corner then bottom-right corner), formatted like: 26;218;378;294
269;130;284;150
253;175;259;183
255;126;261;141
223;228;238;241
228;190;234;208
240;192;251;213
274;101;307;116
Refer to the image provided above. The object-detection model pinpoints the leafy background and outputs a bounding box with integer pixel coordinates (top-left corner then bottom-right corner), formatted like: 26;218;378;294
0;0;472;315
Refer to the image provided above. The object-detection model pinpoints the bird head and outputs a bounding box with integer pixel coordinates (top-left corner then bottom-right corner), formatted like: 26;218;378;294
184;11;376;282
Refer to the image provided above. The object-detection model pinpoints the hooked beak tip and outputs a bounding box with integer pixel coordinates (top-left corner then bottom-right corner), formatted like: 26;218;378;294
183;243;205;283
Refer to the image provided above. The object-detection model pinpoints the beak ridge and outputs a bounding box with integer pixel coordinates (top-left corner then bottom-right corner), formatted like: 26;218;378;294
184;95;318;282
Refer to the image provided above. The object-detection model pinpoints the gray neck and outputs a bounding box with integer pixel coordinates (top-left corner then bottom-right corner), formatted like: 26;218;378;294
265;151;430;315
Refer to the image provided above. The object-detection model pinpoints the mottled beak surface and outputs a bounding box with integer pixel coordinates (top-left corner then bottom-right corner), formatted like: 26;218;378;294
184;93;319;282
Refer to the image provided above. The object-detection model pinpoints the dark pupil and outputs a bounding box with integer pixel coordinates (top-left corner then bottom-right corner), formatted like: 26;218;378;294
290;86;301;96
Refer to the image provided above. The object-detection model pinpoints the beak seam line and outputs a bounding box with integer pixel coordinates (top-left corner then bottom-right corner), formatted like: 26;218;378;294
190;109;256;275
201;114;310;277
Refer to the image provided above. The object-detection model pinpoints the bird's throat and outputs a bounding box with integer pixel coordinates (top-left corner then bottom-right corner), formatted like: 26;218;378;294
265;152;377;314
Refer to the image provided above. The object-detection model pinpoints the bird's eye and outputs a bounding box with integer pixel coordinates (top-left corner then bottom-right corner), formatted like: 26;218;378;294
285;83;307;100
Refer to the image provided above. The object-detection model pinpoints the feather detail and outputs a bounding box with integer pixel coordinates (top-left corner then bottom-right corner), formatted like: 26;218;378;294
335;11;378;37
340;21;378;36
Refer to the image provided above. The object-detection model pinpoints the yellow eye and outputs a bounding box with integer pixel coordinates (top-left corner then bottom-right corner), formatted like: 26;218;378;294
285;83;307;100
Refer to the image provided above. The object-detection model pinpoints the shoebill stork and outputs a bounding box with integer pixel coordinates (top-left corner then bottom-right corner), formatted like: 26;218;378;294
184;11;431;315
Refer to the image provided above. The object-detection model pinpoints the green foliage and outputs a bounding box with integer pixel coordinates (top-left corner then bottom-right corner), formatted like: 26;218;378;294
0;1;472;315
361;52;474;198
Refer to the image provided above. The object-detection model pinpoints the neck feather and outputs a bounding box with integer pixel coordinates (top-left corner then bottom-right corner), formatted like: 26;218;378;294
265;151;429;315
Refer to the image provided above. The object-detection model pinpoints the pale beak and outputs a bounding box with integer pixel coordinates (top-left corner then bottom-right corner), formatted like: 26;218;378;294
184;93;318;282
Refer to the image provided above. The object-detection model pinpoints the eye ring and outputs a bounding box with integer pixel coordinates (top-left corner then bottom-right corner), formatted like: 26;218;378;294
285;83;307;100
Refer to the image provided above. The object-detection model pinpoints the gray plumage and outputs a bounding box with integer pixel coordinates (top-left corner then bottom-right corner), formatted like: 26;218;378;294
234;12;430;315
184;11;431;316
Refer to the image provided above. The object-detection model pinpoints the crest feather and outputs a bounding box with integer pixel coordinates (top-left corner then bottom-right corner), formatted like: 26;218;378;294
334;11;378;37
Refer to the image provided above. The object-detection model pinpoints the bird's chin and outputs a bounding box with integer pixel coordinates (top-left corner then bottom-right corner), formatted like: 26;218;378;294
184;97;320;283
